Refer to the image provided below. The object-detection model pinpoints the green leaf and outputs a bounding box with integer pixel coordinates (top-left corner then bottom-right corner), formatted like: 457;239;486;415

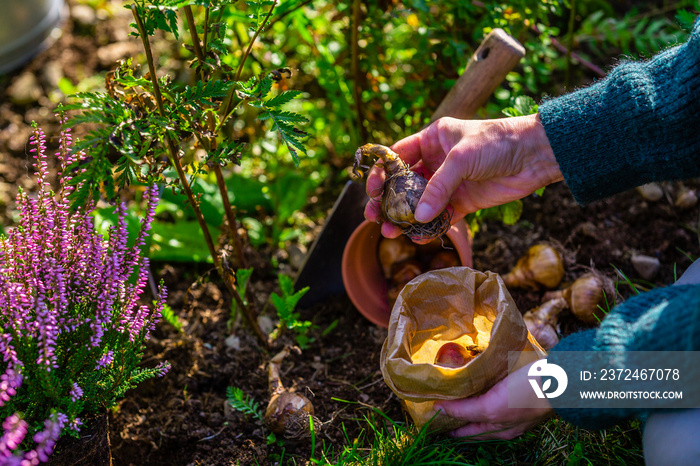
499;200;523;225
264;90;303;108
502;95;538;117
236;268;254;300
160;304;184;332
226;386;264;422
149;220;215;263
278;274;294;296
270;293;289;319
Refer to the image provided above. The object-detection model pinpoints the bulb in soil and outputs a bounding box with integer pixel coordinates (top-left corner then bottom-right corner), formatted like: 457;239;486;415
523;297;567;350
266;348;315;438
502;244;565;290
561;272;615;325
524;312;559;350
265;391;315;435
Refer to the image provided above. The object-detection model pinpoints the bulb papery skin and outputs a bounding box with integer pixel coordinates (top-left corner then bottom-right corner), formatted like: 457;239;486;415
265;392;315;435
565;272;615;324
503;244;565;290
382;170;428;224
382;169;451;241
523;297;567;350
354;143;451;241
378;236;417;278
524;312;560;350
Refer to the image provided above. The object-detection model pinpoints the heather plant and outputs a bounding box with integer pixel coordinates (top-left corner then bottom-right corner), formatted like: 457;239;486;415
0;123;168;464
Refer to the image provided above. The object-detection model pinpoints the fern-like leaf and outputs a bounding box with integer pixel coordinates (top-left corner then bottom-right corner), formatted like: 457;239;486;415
226;386;264;422
264;90;303;108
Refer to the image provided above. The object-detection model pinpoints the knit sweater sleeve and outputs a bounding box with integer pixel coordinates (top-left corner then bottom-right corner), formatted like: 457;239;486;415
546;284;700;430
538;18;700;205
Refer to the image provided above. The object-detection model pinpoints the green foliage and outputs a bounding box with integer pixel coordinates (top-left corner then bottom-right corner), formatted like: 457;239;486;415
266;171;317;245
226;386;264;422
160;304;185;332
238;74;309;165
65;1;310;236
308;403;645;465
130;0;181;38
62;1;319;347
269;274;313;349
576;9;692;58
502;95;539;118
677;3;700;31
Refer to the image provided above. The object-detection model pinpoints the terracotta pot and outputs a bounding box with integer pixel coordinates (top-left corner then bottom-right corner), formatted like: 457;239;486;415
342;219;473;327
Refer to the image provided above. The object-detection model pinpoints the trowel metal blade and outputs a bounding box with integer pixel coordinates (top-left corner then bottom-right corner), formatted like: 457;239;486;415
294;180;368;308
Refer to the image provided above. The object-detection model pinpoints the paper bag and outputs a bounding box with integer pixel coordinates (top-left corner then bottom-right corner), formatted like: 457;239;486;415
380;267;546;432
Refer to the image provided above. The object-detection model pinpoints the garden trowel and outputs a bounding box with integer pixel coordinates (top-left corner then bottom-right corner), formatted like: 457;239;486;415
295;28;525;308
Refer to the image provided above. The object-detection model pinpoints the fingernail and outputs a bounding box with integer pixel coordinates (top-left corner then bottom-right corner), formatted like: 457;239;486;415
414;202;435;223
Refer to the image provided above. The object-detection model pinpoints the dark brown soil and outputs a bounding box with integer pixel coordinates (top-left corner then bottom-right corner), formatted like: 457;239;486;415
0;2;698;465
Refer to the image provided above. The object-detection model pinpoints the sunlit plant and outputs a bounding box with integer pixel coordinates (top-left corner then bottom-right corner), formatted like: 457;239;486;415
64;0;310;347
0;123;168;463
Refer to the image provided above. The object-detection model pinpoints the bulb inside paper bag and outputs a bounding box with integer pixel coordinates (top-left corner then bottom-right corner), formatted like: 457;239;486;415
380;267;546;433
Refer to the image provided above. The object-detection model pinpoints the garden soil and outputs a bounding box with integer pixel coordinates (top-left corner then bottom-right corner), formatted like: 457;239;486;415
0;2;698;465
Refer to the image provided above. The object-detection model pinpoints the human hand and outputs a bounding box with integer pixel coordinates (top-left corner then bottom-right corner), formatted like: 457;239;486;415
364;114;562;239
434;361;554;440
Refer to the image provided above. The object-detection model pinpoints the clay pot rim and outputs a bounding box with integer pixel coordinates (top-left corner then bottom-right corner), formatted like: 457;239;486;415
342;219;473;328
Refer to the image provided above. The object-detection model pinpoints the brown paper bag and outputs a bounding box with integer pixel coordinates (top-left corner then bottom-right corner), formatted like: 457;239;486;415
380;267;546;432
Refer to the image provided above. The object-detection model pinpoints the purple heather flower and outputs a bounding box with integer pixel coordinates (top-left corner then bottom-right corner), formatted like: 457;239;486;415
21;413;66;465
95;350;114;370
154;361;171;378
68;417;82;433
0;336;18;366
0;124;168;462
0;369;22;407
68;383;83;403
0;414;27;456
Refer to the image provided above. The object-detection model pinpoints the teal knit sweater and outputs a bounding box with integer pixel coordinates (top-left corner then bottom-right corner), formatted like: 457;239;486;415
540;18;700;204
538;17;700;430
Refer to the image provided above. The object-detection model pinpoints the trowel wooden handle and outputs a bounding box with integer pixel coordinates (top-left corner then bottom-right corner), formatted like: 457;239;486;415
431;29;525;122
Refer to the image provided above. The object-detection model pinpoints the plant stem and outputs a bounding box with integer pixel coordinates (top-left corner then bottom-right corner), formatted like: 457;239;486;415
220;0;277;118
235;0;277;81
529;22;606;78
212;165;248;268
184;6;206;68
202;8;210;52
131;5;166;115
351;0;368;142
182;5;248;269
131;4;267;347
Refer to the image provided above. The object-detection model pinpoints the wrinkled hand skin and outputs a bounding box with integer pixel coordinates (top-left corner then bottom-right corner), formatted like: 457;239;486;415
434;362;554;440
364;114;562;243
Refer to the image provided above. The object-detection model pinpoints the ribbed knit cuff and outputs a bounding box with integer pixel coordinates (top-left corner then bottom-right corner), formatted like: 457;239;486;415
547;285;700;429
